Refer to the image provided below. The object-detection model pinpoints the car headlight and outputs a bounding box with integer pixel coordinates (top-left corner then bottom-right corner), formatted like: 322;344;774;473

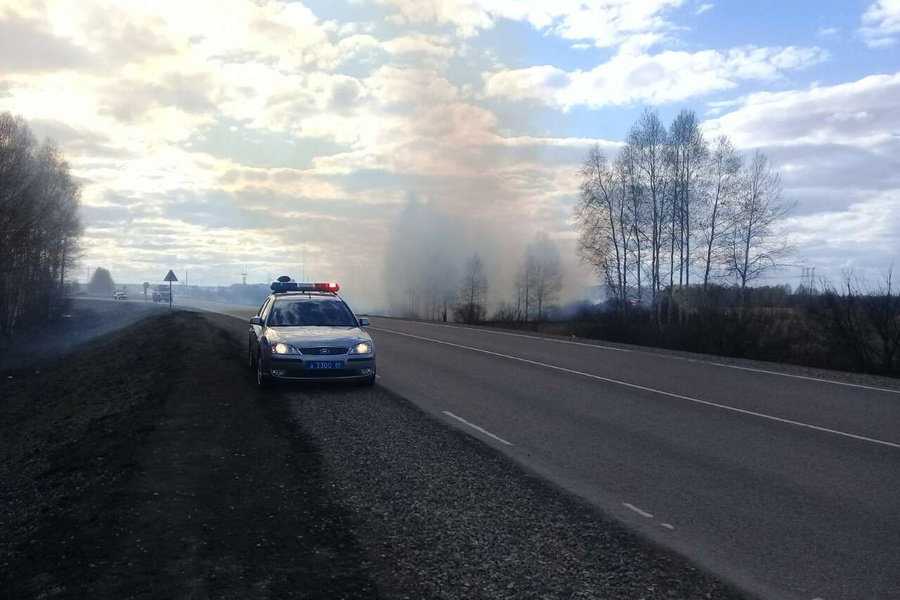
271;342;301;355
349;341;373;355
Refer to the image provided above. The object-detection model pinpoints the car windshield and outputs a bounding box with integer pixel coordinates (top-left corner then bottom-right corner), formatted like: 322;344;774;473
267;298;358;327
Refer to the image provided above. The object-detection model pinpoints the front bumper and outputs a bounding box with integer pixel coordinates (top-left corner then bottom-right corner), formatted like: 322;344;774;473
266;355;375;380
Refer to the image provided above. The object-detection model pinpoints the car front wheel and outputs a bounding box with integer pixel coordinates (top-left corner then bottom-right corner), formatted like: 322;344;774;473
256;350;272;390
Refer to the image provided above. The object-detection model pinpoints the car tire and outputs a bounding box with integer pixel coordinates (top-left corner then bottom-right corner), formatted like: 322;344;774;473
248;344;257;371
358;373;376;387
256;352;272;390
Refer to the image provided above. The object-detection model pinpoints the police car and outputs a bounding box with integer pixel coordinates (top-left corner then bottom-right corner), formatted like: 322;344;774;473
248;277;375;389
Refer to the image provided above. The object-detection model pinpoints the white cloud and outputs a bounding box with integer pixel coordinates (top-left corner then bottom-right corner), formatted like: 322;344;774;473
383;32;458;58
860;0;900;47
368;0;683;48
817;26;840;39
703;72;900;149
704;72;900;277
483;45;828;110
696;3;713;15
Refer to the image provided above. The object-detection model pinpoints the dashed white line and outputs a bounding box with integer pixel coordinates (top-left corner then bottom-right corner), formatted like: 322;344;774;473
371;327;900;450
622;503;654;518
377;319;900;395
442;411;514;446
661;523;675;530
375;374;382;379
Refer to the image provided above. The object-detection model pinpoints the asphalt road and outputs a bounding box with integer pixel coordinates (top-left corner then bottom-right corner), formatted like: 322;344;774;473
177;299;900;600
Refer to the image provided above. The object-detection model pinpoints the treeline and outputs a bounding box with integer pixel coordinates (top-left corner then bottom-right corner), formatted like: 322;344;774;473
575;108;793;319
0;112;82;337
515;273;897;378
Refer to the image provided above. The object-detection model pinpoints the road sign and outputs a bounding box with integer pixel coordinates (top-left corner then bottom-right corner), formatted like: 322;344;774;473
163;270;178;310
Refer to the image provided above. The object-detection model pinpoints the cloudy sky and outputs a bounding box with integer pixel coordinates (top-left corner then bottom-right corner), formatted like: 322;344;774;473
1;0;898;305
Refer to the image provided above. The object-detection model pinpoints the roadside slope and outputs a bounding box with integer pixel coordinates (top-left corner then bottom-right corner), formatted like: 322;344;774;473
0;311;377;599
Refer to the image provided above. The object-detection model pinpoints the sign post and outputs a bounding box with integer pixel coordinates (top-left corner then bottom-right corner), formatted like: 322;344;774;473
164;269;178;311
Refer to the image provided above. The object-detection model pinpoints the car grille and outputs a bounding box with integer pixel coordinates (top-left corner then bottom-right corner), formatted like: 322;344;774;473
299;347;349;356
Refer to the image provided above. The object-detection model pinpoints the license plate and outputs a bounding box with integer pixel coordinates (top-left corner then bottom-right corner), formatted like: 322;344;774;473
306;361;343;370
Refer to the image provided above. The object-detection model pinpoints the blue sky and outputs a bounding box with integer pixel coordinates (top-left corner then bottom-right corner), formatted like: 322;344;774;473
0;0;898;307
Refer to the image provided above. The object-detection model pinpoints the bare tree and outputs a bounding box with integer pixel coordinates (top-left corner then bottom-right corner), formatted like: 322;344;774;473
529;233;563;322
516;250;537;323
814;269;900;375
628;109;669;322
0;112;82;337
725;151;794;304
700;135;742;291
456;253;488;323
575;145;633;310
667;109;707;289
863;268;900;373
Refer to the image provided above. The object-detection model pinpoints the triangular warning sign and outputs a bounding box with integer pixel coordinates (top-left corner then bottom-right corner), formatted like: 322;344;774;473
164;269;178;282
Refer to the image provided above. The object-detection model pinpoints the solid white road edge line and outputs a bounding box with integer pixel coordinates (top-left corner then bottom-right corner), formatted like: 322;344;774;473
442;411;514;446
382;319;900;395
371;327;900;450
622;503;654;518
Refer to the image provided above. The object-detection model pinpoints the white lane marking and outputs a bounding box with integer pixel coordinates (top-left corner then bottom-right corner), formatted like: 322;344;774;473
442;411;514;446
371;327;900;450
661;523;675;530
623;503;654;518
376;319;900;395
707;362;900;395
375;374;382;379
395;319;632;353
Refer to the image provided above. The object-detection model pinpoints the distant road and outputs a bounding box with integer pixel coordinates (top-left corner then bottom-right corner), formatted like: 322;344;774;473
175;297;258;320
177;299;900;600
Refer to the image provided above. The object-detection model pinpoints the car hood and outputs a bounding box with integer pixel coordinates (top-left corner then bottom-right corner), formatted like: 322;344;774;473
266;326;371;346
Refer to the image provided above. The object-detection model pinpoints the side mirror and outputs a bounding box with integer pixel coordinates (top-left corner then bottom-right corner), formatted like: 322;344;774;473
249;316;263;326
359;317;371;327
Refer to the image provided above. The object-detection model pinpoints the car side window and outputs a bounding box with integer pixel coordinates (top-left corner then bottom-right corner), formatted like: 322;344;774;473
260;298;274;323
258;298;271;319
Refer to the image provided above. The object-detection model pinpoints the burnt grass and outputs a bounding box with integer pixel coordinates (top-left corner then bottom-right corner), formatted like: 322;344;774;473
0;311;378;599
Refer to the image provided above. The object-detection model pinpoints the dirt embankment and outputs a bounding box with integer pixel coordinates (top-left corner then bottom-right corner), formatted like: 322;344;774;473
0;312;378;599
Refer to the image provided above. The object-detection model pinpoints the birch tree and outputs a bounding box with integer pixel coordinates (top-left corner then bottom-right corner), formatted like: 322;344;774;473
725;151;795;304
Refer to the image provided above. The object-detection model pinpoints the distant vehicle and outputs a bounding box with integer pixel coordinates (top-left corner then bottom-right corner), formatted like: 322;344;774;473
152;285;172;302
114;291;128;300
248;278;375;389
